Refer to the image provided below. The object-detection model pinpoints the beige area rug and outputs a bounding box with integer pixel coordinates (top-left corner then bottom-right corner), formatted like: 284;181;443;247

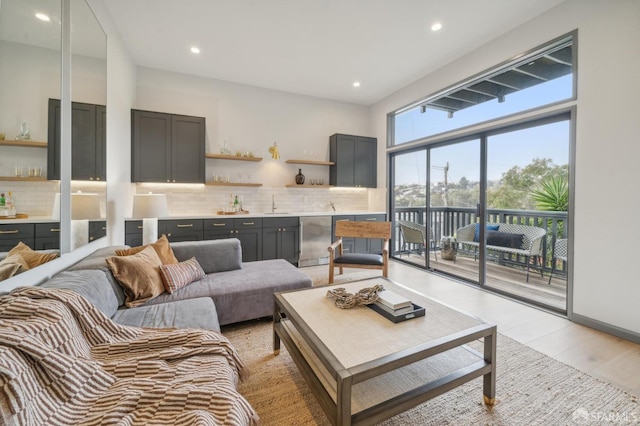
224;321;638;425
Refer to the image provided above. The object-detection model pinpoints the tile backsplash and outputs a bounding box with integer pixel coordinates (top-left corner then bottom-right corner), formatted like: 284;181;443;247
134;184;374;217
0;181;59;217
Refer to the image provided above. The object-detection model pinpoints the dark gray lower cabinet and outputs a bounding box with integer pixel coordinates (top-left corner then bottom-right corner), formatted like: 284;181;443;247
160;219;203;242
0;223;35;251
35;223;61;250
125;220;143;247
125;213;378;262
262;217;299;265
0;222;62;251
89;220;107;242
203;218;262;262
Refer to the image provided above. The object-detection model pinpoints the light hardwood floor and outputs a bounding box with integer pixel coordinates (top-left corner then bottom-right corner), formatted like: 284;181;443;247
383;260;640;398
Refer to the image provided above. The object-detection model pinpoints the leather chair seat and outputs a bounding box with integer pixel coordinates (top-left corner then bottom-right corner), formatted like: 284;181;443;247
333;253;383;266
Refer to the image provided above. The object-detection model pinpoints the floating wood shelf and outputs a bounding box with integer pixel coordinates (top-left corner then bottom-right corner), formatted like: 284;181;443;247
285;184;333;188
205;153;263;162
0;140;47;148
285;159;334;166
0;176;47;182
205;182;263;187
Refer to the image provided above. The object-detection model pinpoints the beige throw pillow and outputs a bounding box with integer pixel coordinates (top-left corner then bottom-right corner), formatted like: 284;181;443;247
8;242;58;268
106;245;166;308
115;234;179;265
0;253;31;280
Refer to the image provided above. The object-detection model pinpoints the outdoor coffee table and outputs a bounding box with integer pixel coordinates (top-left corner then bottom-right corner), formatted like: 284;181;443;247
273;277;497;425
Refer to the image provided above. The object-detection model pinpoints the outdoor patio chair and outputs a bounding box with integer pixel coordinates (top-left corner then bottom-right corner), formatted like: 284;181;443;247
328;221;391;284
548;238;568;284
396;220;437;261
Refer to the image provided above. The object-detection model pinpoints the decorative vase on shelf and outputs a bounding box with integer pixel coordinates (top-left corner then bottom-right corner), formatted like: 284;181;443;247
295;168;305;185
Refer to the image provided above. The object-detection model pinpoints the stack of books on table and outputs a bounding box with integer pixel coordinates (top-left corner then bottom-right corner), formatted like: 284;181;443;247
368;289;425;323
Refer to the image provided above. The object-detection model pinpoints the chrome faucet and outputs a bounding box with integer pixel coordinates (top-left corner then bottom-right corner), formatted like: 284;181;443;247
329;201;336;212
272;195;277;213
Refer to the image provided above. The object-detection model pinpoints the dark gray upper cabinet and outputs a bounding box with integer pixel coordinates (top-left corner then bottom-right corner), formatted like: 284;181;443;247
131;110;205;183
329;133;377;188
48;99;106;181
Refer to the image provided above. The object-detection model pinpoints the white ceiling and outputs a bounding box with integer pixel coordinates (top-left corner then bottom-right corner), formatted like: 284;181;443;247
105;0;566;106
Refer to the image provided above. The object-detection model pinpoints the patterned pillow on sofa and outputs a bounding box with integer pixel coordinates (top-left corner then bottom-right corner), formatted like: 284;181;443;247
159;257;205;294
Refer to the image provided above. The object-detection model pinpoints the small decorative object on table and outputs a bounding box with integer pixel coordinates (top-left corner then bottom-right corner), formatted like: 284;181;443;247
326;284;383;309
295;168;305;184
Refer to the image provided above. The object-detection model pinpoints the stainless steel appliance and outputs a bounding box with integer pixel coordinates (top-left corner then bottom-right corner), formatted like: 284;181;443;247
299;216;332;267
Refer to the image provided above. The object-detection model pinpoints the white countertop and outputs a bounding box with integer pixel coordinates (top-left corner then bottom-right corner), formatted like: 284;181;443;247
0;216;59;225
126;211;386;220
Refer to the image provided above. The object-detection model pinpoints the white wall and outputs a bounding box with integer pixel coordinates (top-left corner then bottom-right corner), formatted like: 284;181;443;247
370;0;640;336
135;68;370;188
94;5;138;247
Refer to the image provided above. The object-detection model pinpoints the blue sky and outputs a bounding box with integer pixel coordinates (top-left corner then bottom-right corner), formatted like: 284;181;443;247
394;75;572;185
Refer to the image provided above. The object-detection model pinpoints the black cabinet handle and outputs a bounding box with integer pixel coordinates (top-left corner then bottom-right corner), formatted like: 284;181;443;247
212;223;226;227
0;230;19;234
177;224;194;228
242;222;255;226
50;228;61;232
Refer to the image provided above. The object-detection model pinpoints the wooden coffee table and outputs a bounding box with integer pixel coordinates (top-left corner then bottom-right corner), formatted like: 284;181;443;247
273;277;497;426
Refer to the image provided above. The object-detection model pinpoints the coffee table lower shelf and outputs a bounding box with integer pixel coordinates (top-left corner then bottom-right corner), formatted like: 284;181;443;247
274;315;496;426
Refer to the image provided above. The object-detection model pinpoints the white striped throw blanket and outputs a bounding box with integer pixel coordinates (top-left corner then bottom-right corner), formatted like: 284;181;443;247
0;287;260;425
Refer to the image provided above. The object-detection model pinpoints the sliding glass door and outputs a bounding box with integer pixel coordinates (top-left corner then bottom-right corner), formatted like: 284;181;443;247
484;118;570;311
429;139;482;284
391;115;570;313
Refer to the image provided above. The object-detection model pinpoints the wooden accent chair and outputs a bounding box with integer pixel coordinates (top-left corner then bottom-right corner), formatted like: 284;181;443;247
328;221;392;284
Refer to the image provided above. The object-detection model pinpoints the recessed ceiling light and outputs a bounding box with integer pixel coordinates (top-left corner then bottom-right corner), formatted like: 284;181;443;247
353;81;361;88
431;22;442;32
190;47;200;54
35;13;50;22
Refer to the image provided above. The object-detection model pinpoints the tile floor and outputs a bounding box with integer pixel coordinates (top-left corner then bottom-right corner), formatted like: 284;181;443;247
386;260;640;398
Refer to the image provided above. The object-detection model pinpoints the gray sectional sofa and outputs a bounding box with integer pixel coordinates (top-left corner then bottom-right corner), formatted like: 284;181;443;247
39;238;313;331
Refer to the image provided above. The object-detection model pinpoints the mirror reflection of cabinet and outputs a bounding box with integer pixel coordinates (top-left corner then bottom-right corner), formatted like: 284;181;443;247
47;99;106;181
0;0;107;280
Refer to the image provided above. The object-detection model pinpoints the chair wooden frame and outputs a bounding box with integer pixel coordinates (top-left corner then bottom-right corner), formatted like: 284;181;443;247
327;221;391;284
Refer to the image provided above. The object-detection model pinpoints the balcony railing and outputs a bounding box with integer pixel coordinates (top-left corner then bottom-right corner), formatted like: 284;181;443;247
393;206;568;274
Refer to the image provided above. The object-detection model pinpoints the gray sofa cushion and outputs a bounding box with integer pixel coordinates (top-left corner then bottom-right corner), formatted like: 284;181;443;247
111;297;220;332
39;270;120;318
66;245;128;307
171;239;242;273
145;259;312;326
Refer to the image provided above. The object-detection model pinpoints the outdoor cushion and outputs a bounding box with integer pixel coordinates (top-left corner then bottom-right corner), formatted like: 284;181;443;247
474;224;500;242
487;231;524;249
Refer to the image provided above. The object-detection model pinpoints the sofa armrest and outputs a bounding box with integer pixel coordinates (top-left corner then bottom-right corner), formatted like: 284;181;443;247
170;238;242;273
